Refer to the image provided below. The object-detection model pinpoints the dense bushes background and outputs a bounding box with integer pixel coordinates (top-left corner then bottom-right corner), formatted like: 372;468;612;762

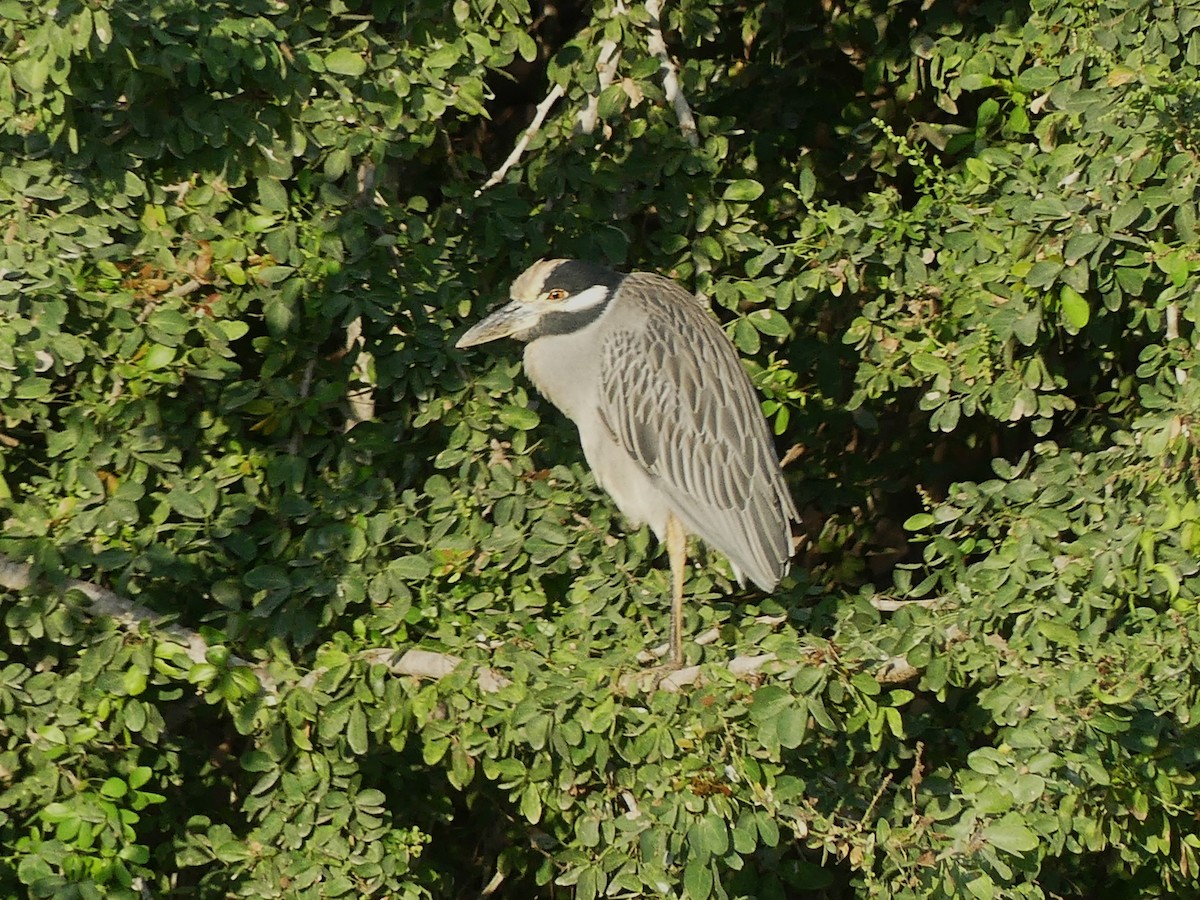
1;0;1199;896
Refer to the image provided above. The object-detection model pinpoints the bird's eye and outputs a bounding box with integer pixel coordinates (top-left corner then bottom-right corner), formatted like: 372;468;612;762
545;289;569;302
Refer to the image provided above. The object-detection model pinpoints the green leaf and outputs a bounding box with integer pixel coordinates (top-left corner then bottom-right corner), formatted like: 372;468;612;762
326;48;367;76
424;44;461;71
1059;285;1090;332
123;667;147;696
1064;233;1101;264
777;704;807;749
498;405;540;430
244;565;290;590
1111;198;1145;231
965;157;991;183
166;486;208;520
264;293;294;335
124;699;147;732
691;814;729;856
903;513;935;531
733;317;760;353
683;857;713;899
1012;309;1041;346
17;854;53;885
254;265;294;285
723;179;764;202
749;308;789;337
1025;260;1062;288
392;555;432;580
100;777;127;799
749;684;791;721
347;703;368;755
241;751;274;772
257;178;289;212
983;814;1039;854
143;344;176;369
520;783;542;823
1014;66;1058;91
516;31;538;62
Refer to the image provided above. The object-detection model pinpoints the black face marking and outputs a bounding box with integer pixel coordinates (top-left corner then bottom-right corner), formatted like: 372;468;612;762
526;288;615;339
520;261;626;341
544;260;625;298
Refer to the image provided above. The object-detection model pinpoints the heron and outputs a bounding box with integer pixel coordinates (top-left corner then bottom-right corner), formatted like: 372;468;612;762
457;259;797;666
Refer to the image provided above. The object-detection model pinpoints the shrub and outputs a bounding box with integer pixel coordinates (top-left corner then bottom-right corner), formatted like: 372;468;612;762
0;0;1198;896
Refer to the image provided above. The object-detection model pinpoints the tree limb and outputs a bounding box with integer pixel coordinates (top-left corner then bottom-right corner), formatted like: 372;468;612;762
342;310;376;432
0;554;279;696
577;0;627;137
870;596;939;612
476;83;567;197
3;555;890;700
644;0;699;147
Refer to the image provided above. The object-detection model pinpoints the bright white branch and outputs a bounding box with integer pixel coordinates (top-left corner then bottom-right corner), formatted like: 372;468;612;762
343;315;376;431
360;647;513;693
578;0;627;136
476;82;567;197
644;0;699;147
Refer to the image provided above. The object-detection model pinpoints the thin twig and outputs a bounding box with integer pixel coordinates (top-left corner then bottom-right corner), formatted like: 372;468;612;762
287;359;317;455
859;773;893;830
779;443;805;468
910;741;925;826
475;83;567;197
644;0;699;147
480;869;506;897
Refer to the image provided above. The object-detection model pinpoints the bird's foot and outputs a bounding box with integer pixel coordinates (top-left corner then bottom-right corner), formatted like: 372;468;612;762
623;642;702;692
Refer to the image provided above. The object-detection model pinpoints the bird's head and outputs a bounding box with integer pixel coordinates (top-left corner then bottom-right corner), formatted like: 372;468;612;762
456;258;624;348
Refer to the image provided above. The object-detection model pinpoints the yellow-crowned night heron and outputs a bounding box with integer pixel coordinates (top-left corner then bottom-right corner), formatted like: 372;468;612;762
457;259;798;665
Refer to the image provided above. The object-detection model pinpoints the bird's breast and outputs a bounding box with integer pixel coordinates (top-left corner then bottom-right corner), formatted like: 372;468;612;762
523;331;602;420
524;330;668;537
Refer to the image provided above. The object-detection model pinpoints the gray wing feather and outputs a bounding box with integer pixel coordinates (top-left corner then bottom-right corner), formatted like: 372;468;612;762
597;273;799;590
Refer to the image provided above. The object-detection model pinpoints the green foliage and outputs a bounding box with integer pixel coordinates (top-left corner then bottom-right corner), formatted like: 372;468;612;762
1;0;1199;897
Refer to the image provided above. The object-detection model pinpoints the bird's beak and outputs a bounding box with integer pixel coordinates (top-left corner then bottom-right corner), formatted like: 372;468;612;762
456;300;540;348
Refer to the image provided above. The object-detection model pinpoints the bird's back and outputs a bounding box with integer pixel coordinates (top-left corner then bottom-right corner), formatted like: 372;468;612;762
596;273;798;590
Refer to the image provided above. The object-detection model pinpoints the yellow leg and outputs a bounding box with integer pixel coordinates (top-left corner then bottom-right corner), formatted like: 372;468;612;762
665;512;686;667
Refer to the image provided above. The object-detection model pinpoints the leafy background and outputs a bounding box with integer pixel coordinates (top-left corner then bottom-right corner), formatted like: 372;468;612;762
1;0;1199;897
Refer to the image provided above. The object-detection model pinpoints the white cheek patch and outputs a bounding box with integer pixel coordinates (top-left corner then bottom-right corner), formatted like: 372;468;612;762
556;284;610;313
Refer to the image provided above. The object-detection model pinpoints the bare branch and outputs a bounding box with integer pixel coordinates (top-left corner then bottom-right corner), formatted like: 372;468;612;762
358;647;513;693
355;159;378;206
578;1;627;137
0;554;278;697
168;278;204;299
728;653;776;676
644;0;699;147
876;656;920;684
1167;302;1188;384
343;315;376;431
287;359;317;455
2;554;834;700
870;596;938;612
476;83;567;197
